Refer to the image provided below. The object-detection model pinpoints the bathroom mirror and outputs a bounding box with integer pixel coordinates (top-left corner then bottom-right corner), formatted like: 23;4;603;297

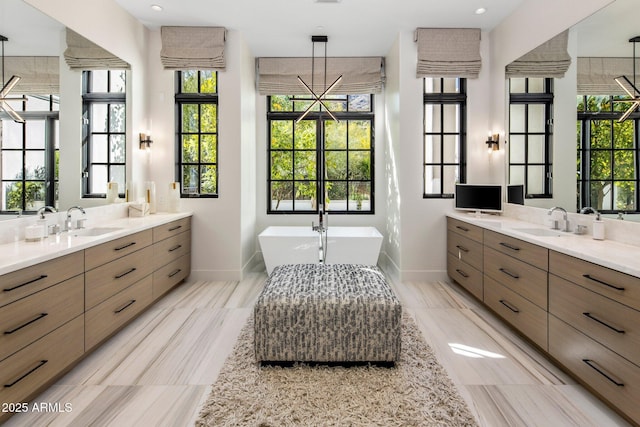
0;0;130;219
505;0;639;220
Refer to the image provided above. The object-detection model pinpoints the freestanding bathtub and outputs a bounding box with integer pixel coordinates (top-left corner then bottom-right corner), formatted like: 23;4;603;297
258;226;383;275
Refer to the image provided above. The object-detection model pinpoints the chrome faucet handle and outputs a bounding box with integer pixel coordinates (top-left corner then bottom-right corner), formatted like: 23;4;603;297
76;218;87;229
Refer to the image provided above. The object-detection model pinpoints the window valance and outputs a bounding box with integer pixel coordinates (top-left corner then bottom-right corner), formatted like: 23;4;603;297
505;31;571;78
577;57;640;95
4;56;59;95
256;57;385;95
160;26;226;70
64;28;130;70
415;28;481;79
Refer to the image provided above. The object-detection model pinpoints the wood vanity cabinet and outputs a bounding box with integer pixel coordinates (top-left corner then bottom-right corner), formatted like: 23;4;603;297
152;217;191;299
446;218;484;300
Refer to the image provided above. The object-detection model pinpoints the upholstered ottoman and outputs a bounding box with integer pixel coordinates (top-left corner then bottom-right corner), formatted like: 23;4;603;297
254;264;402;363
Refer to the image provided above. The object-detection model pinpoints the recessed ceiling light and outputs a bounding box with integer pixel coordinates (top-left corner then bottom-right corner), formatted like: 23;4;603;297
151;4;163;12
475;7;487;15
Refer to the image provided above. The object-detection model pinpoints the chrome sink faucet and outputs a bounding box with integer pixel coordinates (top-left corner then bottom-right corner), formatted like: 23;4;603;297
65;206;86;231
312;204;326;233
548;206;569;232
36;205;57;219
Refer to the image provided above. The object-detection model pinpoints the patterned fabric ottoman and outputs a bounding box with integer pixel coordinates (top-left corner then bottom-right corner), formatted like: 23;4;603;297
254;264;402;363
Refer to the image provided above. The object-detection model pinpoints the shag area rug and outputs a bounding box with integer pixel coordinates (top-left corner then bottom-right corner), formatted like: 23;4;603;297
196;313;478;427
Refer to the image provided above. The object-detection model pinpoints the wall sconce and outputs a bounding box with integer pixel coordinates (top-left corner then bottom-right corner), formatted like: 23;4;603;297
139;132;153;150
486;133;500;153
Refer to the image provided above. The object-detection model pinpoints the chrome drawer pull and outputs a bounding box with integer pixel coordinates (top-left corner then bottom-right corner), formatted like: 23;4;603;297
4;360;48;388
114;242;136;251
499;268;520;279
499;299;520;313
582;274;625;292
114;299;136;314
4;313;49;335
455;269;469;279
582;312;625;334
114;267;137;279
4;275;48;292
168;244;182;252
499;242;520;251
168;225;183;232
455;225;470;232
582;359;624;387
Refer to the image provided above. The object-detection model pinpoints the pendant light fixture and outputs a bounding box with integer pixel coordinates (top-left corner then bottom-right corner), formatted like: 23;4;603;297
614;36;640;123
292;35;343;123
0;35;26;123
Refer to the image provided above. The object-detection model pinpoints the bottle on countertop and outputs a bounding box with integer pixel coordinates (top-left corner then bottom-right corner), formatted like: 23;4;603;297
592;212;605;240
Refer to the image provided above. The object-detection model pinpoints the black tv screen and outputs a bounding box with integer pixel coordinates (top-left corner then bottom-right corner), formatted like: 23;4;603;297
507;184;525;205
455;184;503;213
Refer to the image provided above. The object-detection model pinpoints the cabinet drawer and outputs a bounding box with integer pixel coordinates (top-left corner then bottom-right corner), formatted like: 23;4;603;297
550;274;640;367
0;316;84;410
153;217;191;243
84;229;153;271
447;217;483;243
484;246;548;309
447;231;483;271
447;252;483;300
549;315;640;424
0;275;84;362
85;245;153;310
484;230;548;270
549;251;640;311
153;253;191;299
153;230;191;270
484;275;548;350
0;252;83;308
85;275;153;350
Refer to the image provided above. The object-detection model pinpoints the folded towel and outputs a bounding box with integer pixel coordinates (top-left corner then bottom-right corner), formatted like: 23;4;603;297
128;202;150;217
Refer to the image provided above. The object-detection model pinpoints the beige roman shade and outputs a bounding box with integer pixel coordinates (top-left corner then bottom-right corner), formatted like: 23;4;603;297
577;57;640;95
505;30;571;78
4;56;59;95
415;28;481;79
256;57;385;95
160;26;226;70
64;28;129;70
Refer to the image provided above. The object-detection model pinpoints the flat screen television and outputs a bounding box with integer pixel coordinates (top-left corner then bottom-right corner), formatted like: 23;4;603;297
507;184;525;205
454;184;503;214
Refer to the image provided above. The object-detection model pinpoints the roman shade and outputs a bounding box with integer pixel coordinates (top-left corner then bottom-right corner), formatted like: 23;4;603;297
415;28;481;79
256;57;385;95
505;30;571;78
577;57;640;95
4;56;59;95
160;26;226;70
64;28;130;70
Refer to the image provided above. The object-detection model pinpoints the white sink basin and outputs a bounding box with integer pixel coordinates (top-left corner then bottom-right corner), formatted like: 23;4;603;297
71;227;123;237
512;228;563;237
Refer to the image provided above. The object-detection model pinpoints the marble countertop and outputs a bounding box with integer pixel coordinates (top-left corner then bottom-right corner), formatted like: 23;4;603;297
0;212;192;276
448;212;640;279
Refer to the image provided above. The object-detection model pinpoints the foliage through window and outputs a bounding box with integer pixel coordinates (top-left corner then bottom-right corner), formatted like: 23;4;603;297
423;78;466;198
176;70;218;197
508;78;553;198
268;94;374;214
577;95;638;213
1;95;59;214
82;70;126;197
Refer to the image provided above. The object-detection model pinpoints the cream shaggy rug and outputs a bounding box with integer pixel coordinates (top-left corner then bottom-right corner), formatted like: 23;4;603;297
196;313;478;427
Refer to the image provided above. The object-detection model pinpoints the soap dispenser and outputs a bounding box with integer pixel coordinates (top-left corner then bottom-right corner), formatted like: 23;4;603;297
592;212;605;240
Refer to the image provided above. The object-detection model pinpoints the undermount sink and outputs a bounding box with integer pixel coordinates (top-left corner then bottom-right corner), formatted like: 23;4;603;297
71;227;123;237
512;228;563;237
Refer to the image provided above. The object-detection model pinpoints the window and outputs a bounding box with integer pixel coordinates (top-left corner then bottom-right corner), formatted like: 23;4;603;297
267;94;374;214
577;95;638;213
82;70;126;197
423;78;466;197
175;70;218;197
1;95;59;214
508;77;553;198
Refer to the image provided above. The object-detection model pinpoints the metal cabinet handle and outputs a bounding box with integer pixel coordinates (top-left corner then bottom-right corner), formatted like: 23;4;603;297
168;269;182;278
4;313;49;335
4;360;48;388
114;242;136;251
499;242;521;251
582;274;625;292
454;269;469;279
168;225;182;232
499;268;520;279
455;245;469;253
114;268;137;279
582;312;625;334
114;299;136;314
499;299;520;313
168;245;182;252
582;359;624;387
455;225;470;232
4;275;48;292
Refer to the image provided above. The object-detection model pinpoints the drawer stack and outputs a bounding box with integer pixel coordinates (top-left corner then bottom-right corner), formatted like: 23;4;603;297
446;217;484;300
152;217;191;298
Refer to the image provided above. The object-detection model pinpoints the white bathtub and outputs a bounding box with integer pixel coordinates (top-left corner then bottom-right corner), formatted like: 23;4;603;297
258;226;383;275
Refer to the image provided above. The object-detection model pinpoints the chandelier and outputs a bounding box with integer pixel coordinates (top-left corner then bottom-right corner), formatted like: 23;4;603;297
0;35;26;123
614;36;640;122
